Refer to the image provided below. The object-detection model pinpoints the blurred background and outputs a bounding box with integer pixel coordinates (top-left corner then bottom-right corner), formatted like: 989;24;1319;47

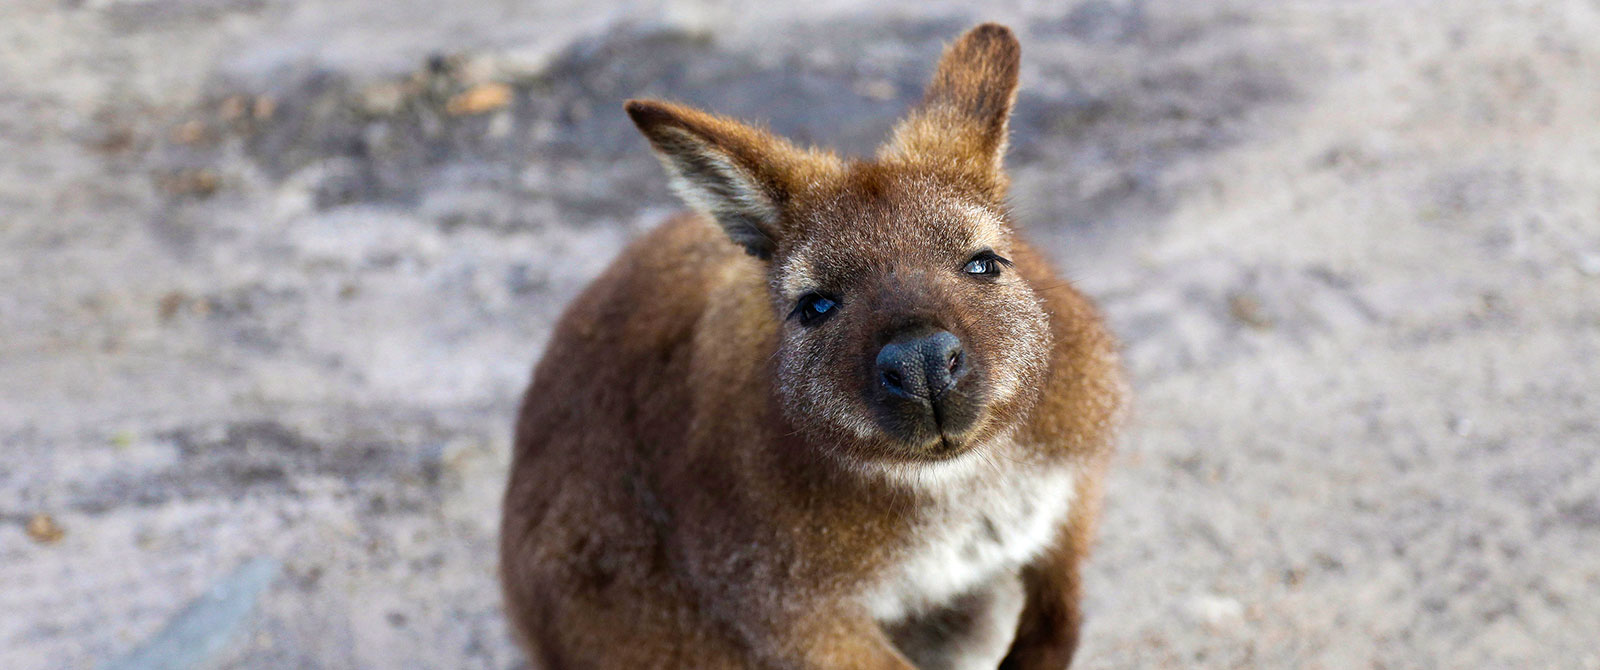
3;0;1598;668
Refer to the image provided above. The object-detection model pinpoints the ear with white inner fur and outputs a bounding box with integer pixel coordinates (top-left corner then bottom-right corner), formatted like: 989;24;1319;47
880;23;1021;196
625;99;841;259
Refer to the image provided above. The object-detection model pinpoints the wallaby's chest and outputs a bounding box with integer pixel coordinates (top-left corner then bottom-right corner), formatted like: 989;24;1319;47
859;456;1077;624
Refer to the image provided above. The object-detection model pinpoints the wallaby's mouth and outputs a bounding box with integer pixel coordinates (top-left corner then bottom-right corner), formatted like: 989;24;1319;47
869;377;986;457
931;432;971;459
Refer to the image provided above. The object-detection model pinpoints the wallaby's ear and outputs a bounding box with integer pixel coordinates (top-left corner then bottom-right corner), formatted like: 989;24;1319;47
880;23;1021;196
626;99;841;259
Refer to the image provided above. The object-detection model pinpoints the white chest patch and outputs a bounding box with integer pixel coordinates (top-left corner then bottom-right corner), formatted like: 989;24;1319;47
860;454;1078;624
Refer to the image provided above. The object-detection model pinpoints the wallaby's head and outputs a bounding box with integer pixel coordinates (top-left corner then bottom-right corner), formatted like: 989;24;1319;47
627;24;1052;467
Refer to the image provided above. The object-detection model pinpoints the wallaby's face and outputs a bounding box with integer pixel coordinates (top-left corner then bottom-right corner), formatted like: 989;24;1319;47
766;176;1051;463
629;25;1050;464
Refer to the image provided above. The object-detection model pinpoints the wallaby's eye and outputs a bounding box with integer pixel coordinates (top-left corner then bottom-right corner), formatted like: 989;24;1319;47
793;293;839;327
963;250;1011;278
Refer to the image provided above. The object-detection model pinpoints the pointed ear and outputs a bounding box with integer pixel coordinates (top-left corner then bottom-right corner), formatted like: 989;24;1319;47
626;99;841;259
880;23;1020;196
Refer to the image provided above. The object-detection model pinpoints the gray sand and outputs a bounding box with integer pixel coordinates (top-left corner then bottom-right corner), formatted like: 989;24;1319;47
2;1;1596;668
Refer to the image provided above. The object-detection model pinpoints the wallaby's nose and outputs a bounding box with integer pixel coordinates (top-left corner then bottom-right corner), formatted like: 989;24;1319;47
876;330;967;401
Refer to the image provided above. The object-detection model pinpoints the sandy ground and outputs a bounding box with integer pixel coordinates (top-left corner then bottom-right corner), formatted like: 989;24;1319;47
2;0;1597;668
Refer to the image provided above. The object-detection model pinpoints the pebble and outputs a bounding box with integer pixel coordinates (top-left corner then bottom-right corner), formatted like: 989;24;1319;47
171;119;209;145
486;111;513;139
25;513;65;544
253;96;277;120
1228;293;1275;330
446;83;513;116
161;169;221;197
219;95;249;121
1577;252;1600;277
492;46;556;80
359;82;408;116
158;291;188;321
1184;594;1245;627
855;79;898;101
451;54;496;86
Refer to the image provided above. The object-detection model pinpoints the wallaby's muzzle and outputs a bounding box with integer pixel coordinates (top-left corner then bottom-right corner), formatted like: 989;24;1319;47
870;326;985;453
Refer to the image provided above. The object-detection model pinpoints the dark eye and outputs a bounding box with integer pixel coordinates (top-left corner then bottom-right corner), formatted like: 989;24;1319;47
963;250;1010;278
793;293;839;326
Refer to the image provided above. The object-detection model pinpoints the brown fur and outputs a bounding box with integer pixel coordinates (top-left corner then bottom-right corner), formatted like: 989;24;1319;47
501;23;1126;669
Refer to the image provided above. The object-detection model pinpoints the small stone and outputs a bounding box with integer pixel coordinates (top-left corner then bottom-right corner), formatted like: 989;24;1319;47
171;120;208;145
1184;594;1244;627
358;82;407;116
452;54;496;85
190;171;220;195
92;126;136;153
190;170;220;195
566;98;591;122
1577;252;1600;277
26;513;64;544
486;111;513;139
446;82;513;116
856;79;897;101
1228;293;1274;330
218;95;249;121
161;169;221;197
1479;291;1506;314
158;291;187;321
426;52;453;75
253;96;277;120
1448;414;1473;437
492;46;555;79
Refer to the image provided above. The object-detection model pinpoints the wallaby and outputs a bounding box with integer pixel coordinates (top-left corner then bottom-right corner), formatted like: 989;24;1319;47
500;23;1127;670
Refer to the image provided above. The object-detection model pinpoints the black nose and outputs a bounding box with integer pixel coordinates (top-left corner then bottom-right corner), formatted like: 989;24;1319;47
876;330;967;400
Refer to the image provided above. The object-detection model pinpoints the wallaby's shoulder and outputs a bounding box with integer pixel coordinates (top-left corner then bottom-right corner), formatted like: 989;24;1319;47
513;212;746;462
548;212;753;351
517;211;777;463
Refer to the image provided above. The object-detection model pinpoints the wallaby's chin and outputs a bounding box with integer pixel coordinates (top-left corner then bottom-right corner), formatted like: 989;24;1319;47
858;414;1006;472
888;430;984;464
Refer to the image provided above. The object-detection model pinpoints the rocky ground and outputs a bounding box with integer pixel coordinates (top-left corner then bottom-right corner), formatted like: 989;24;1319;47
2;0;1597;668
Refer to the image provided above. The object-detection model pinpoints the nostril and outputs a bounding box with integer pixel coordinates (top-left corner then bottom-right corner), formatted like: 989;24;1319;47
877;330;963;400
